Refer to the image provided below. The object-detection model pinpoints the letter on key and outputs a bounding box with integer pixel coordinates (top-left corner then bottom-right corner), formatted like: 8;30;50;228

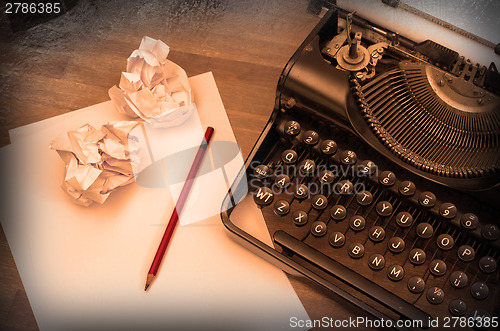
253;187;274;206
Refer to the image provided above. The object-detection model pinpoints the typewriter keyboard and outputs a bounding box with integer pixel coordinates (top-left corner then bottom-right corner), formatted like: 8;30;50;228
250;117;500;327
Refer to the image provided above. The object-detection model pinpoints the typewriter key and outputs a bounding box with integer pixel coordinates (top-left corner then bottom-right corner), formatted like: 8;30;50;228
337;180;353;195
469;309;490;330
298;159;316;175
416;222;433;238
340;150;357;165
388;237;405;253
419;191;436;208
253;164;270;179
274;200;290;216
318;170;334;185
369;226;385;242
426;287;445;304
311;221;327;237
379;171;396;186
356;191;373;205
329;232;345;248
437;234;454;250
320;139;337;155
457;245;475;262
439;202;457;219
482;224;499;241
376;201;393;217
470;282;488;300
429;259;447;276
450;271;468;288
281;149;298;164
349;215;366;231
283;120;300;136
460;213;479;230
449;299;467;316
294;184;308;199
302;130;319;146
395;212;413;227
478;256;496;273
292;211;308;226
274;174;291;190
311;195;328;210
368;254;385;270
398;180;416;196
408;248;426;265
330;205;347;221
407;276;425;293
358;160;376;176
387;265;404;281
253;187;274;206
348;243;364;258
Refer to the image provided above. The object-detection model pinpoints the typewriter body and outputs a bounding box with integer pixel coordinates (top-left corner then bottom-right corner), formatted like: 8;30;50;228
222;3;499;328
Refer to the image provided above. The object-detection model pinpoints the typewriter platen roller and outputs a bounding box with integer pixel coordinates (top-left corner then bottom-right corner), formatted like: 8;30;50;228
222;4;499;329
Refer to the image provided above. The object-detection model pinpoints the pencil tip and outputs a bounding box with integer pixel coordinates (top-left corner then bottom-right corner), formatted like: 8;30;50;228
144;283;150;291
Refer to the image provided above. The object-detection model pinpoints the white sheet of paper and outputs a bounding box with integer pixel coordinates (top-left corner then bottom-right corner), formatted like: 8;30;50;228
337;0;500;67
1;72;309;330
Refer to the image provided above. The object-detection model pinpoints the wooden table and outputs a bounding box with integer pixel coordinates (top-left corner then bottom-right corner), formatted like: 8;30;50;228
0;1;371;329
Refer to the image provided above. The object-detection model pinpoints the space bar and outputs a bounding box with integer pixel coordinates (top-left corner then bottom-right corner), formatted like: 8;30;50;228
274;231;430;324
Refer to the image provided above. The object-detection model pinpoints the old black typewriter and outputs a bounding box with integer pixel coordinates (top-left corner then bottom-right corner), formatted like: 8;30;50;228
221;1;499;329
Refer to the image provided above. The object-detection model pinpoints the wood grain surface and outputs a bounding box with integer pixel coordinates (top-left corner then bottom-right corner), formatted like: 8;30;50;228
0;1;371;329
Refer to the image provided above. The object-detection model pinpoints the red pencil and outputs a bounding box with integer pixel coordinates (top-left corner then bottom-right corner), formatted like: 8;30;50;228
145;126;215;291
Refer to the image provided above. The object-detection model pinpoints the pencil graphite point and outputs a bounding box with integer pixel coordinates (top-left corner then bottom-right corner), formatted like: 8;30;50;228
145;273;155;291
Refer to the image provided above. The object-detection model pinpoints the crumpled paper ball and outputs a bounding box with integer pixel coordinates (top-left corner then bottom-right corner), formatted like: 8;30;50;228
50;121;142;206
108;36;194;127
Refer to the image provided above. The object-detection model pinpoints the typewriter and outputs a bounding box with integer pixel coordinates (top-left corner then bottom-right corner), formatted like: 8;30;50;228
221;1;499;328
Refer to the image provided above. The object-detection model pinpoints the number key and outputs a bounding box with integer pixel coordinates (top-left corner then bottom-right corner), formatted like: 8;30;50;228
379;170;396;186
284;120;300;136
460;213;479;230
398;180;416;196
302;130;319;145
320;140;337;155
358;160;376;176
439;202;457;219
340;150;357;165
419;191;436;207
